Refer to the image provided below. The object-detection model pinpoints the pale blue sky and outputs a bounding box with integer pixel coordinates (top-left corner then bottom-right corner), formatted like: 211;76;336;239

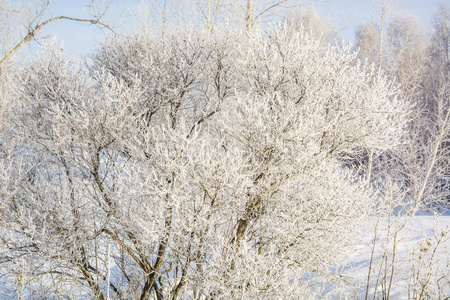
314;0;447;44
13;0;449;58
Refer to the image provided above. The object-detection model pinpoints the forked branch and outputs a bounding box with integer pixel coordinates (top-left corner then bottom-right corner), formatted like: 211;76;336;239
0;15;116;71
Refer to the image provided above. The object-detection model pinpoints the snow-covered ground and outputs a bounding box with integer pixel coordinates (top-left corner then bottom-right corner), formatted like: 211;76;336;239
329;215;450;299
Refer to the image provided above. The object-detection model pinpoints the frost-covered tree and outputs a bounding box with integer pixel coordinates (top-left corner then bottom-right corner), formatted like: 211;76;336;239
430;2;450;77
0;22;409;299
355;7;450;211
285;7;337;47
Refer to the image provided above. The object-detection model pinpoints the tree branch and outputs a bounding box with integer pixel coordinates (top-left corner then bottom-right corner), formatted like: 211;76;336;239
0;15;116;71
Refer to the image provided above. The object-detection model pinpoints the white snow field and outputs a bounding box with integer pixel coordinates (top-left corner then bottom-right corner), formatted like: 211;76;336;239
324;215;450;299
